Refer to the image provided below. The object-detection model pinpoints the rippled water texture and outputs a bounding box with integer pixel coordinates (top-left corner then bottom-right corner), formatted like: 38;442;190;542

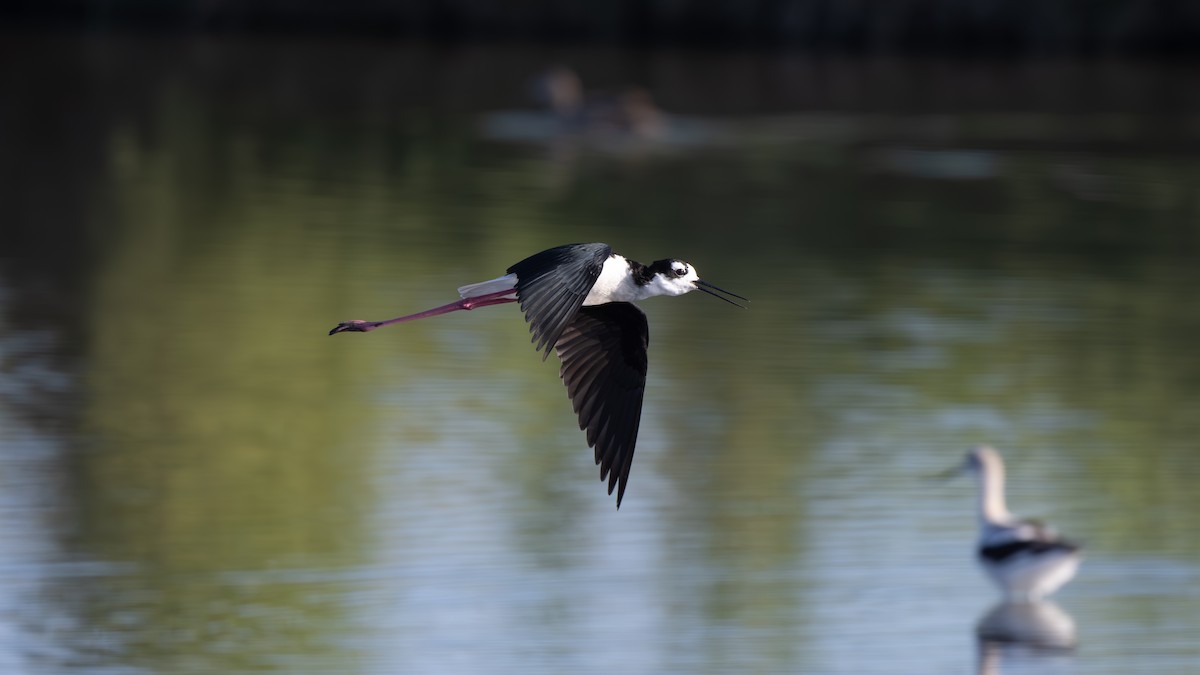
2;35;1199;674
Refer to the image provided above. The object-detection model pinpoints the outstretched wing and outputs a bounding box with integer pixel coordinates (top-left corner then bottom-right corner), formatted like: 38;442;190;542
508;243;611;360
555;303;649;507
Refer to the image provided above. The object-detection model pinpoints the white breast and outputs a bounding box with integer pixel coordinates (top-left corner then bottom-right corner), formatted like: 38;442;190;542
583;255;643;305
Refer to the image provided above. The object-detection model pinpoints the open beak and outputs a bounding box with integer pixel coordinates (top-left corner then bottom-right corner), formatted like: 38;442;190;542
695;280;748;308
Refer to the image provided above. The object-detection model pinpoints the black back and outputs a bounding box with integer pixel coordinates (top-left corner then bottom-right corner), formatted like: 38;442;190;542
508;243;611;360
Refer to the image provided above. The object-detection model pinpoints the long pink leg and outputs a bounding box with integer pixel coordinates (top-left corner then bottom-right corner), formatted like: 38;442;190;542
329;289;519;335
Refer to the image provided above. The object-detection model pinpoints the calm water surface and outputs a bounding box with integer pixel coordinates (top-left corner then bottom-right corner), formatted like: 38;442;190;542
2;35;1199;674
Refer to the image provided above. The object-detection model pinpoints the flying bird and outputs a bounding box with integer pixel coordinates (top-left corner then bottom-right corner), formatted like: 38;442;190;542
330;243;746;507
952;445;1082;601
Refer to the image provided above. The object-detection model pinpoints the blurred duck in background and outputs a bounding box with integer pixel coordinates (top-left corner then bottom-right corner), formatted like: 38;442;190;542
481;66;693;148
530;66;666;140
953;445;1083;601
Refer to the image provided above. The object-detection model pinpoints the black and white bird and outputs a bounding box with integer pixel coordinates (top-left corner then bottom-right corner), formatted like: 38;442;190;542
956;446;1082;601
329;243;746;507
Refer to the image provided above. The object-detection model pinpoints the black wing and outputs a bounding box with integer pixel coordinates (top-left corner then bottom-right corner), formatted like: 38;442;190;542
508;243;611;360
979;521;1081;563
979;538;1080;562
555;303;649;508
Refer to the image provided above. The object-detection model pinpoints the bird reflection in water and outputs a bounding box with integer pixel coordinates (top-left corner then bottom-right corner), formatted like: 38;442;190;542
976;600;1078;674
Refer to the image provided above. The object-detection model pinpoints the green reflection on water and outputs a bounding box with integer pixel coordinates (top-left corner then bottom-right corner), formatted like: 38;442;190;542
72;123;388;671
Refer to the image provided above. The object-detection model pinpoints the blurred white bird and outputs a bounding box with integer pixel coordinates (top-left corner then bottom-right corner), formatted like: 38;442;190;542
955;445;1082;601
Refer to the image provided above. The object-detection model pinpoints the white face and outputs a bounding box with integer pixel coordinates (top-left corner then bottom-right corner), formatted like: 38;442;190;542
648;260;700;296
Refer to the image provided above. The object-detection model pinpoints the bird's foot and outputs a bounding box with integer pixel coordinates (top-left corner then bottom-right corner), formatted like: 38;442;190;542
329;320;380;335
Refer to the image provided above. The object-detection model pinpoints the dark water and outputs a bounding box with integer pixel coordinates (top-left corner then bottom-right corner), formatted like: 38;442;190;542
2;34;1199;674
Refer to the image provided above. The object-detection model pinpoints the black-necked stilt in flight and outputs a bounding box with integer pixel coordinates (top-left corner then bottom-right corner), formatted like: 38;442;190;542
951;446;1082;601
329;243;746;507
